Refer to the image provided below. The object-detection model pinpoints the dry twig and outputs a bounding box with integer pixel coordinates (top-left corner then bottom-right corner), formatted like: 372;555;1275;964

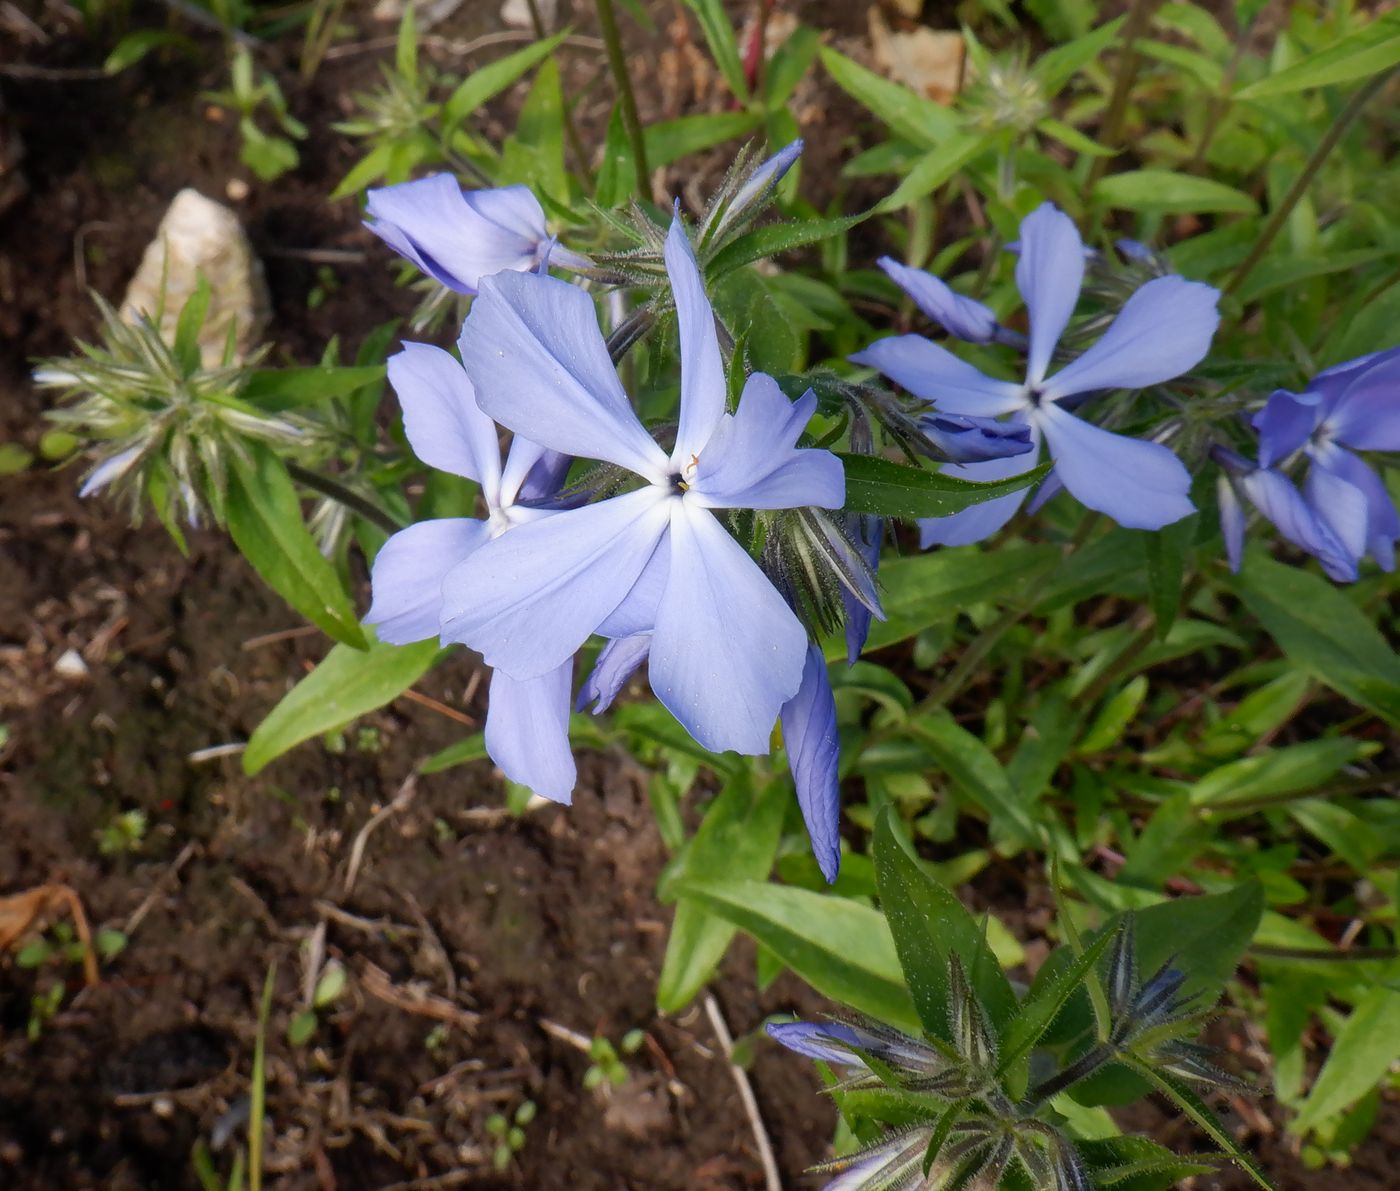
343;775;417;896
703;993;782;1191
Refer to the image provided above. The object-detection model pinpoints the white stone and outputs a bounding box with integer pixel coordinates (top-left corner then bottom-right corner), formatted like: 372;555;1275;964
120;189;269;367
54;649;89;679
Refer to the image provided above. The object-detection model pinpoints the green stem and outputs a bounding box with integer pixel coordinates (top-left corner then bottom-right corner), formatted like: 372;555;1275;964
1250;943;1399;962
1184;11;1256;173
287;461;405;535
1086;0;1161;190
1076;572;1205;708
1227;65;1400;298
595;0;651;197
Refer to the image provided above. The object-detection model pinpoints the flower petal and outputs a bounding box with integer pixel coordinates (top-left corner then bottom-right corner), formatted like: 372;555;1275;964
366;518;490;644
485;662;576;804
918;417;1040;548
1218;475;1246;572
459;271;669;480
780;645;842;883
1241;467;1358;581
849;335;1024;417
690;374;844;510
765;1021;867;1067
665;215;727;461
878;257;999;344
917;411;1034;463
1312;446;1399;570
388;342;502;498
843;514;883;663
1253;389;1319;468
365;176;542;294
1319;346;1400;452
1016;203;1086;386
649;503;806;754
578;633;652;713
440;487;672;678
1035;403;1194;529
1039;275;1221;401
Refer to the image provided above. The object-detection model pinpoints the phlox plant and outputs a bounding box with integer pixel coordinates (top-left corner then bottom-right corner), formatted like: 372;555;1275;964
37;1;1400;1182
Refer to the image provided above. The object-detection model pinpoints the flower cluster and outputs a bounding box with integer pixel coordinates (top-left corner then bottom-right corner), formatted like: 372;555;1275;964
1215;348;1400;582
363;153;863;880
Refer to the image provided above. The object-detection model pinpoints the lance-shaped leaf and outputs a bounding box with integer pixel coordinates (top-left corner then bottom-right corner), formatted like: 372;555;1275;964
243;634;441;774
226;444;368;650
838;453;1051;519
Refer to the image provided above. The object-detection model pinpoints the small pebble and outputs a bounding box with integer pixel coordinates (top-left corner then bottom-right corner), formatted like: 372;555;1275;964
54;648;89;679
225;178;249;202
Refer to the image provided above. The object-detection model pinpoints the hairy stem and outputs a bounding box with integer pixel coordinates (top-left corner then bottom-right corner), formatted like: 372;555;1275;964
595;0;651;198
1024;1044;1115;1111
1227;65;1400;297
1086;0;1161;189
287;461;405;535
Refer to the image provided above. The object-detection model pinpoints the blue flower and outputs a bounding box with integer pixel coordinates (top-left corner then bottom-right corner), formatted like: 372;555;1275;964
447;213;844;756
712;139;804;240
1252;349;1400;571
853;203;1220;546
917;411;1035;463
877;256;1005;345
365;175;590;295
1213;445;1359;582
363;342;577;801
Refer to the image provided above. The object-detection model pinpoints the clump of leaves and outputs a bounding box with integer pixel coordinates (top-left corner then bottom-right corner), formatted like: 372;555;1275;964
769;811;1270;1190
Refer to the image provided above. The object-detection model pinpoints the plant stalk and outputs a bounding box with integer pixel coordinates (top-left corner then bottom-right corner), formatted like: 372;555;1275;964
287;461;406;535
1227;65;1400;297
1086;0;1161;189
595;0;651;198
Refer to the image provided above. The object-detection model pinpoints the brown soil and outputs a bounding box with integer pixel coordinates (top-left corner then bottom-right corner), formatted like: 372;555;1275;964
2;2;1398;1189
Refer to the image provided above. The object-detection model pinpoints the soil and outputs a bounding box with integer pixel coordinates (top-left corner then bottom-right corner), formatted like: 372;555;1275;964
1;2;1398;1189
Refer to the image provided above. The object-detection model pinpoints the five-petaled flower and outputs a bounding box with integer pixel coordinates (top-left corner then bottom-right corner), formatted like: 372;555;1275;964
365;174;590;295
853;203;1220;547
449;214;844;762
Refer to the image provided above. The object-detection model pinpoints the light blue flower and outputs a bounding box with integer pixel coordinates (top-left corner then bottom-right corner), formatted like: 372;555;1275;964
448;213;844;756
853;204;1220;546
365;175;590;295
1213;445;1359;582
363;342;576;801
1253;348;1400;571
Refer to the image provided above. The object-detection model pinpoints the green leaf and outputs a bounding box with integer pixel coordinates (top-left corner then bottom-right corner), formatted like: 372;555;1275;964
708;210;870;279
873;812;1017;1043
243;635;439;774
1235;11;1400;98
1230;552;1400;725
876;133;990;211
1092;170;1259;215
680;0;749;103
1035;117;1117;158
242;365;386;412
764;25;821;108
1189;738;1372;810
1034;16;1128;94
677;877;920;1031
594;104;634;208
906;713;1041;849
817;46;958;147
643;112;762;168
1123;1061;1277;1190
172;277;212;373
1294;965;1400;1132
225;445;368;650
502;56;568;203
1076;1136;1218;1191
837;453;1050;519
419;731;488;775
1144;516;1195;638
1077;676;1148;755
104;29;197;74
831;545;1058;659
443;32;567;126
657;774;787;1012
998;928;1114;1075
